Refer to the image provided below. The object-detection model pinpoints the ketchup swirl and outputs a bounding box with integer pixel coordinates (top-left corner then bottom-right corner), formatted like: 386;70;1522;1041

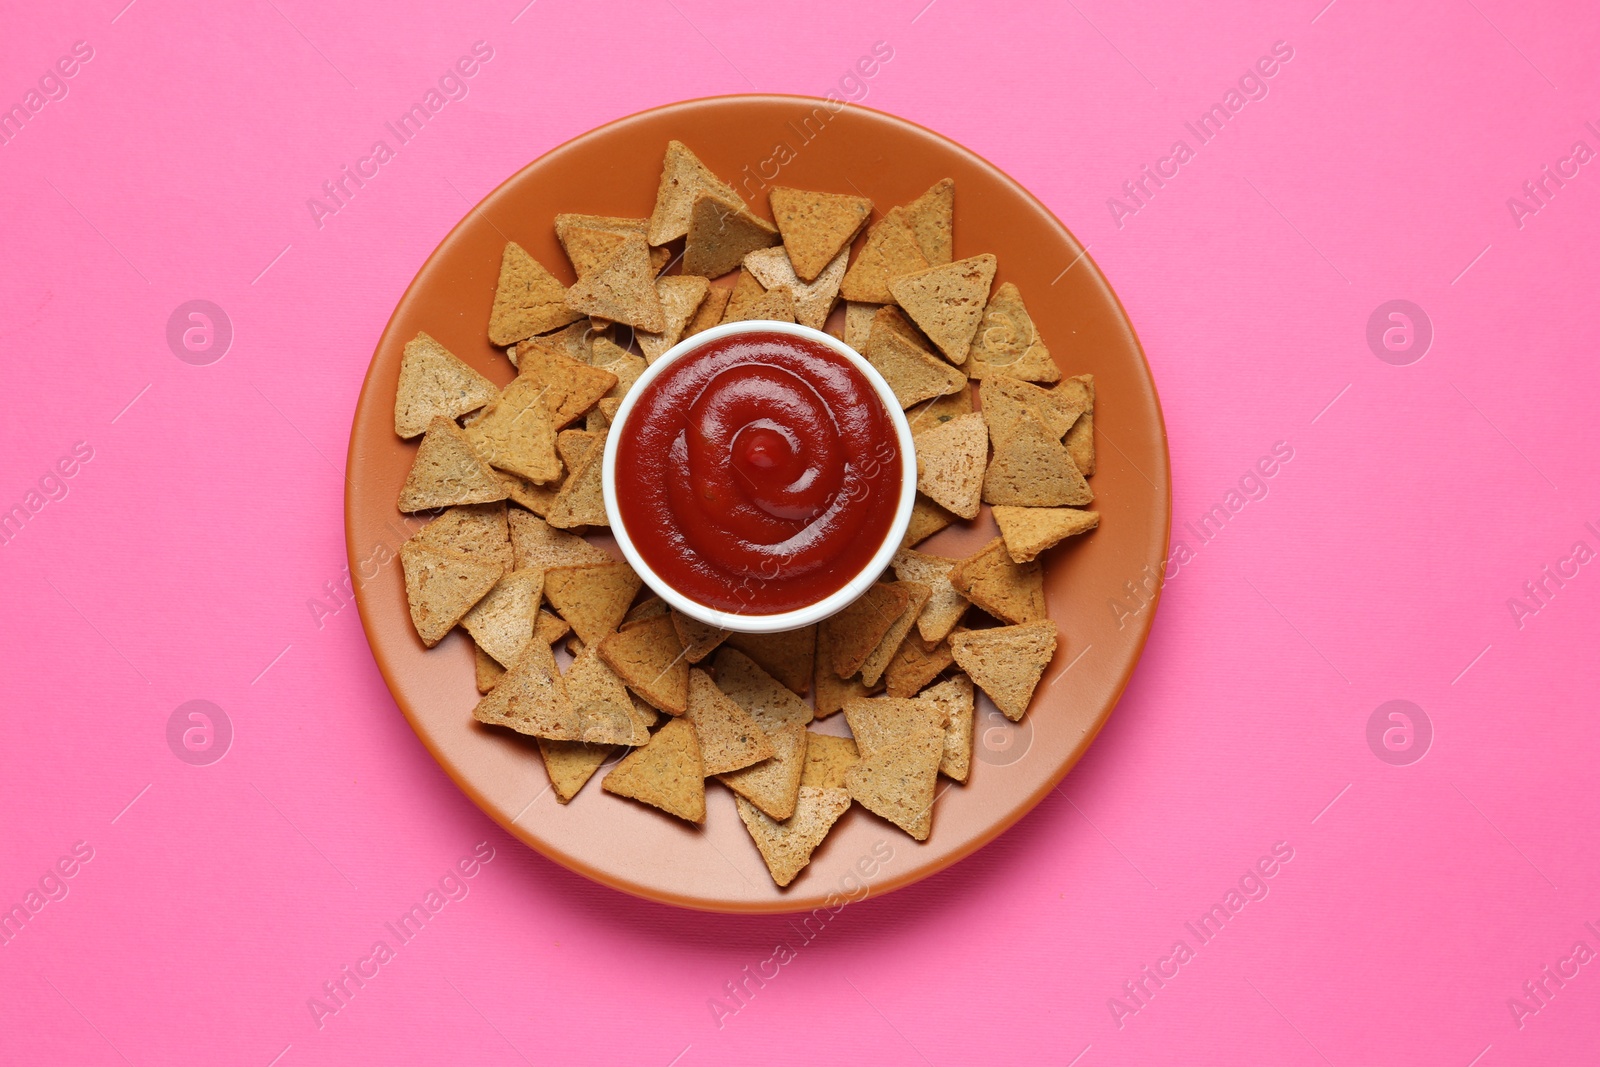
614;332;902;615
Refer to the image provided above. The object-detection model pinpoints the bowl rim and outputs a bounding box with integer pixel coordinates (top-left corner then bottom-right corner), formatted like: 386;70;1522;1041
601;319;917;633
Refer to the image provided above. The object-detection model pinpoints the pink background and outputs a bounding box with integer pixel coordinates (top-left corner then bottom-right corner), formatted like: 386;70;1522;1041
3;1;1598;1064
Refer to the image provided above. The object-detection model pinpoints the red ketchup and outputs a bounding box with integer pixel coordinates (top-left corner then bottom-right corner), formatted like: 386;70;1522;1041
614;331;902;615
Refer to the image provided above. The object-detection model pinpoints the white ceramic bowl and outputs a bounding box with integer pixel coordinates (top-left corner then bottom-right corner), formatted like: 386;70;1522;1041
602;320;916;633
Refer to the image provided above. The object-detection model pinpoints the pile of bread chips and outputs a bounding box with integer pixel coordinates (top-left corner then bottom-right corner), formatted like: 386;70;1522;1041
390;141;1101;888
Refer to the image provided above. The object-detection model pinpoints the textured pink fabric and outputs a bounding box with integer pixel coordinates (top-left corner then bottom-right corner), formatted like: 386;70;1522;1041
3;2;1597;1064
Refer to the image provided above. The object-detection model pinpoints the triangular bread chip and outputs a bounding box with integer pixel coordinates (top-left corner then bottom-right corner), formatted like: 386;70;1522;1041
599;614;689;714
1050;374;1092;407
596;350;647;413
891;549;969;644
864;308;966;409
843;301;881;352
948;538;1045;624
497;471;559;516
906;383;974;436
512;344;618;427
686;669;775;775
602;718;705;822
543;561;641;646
671;609;729;664
521;321;594;367
839;214;928;303
860;582;932;687
967;282;1060;382
475;643;506;693
713;648;813;731
684;195;780;279
721;269;767;322
623;596;670;627
717;721;806;821
723;626;816;697
546;431;608;530
508;509;609;569
743;245;847;332
843;696;949;757
409;503;512;575
582;237;670;280
884;634;954;698
1054;374;1095;418
845;730;943;840
1066;411;1095;477
564;235;667;332
554;214;668;277
685;285;731;337
802;733;860;789
588;333;629;367
556;429;600;471
566;644;651;745
912;411;986;520
815;621;881;718
647;140;744;245
463;383;562;485
737;786;852;887
992;506;1099;563
472;639;582;738
921;675;975;781
488;242;582;345
561;229;636;281
554;213;636;276
983;409;1092;506
723;283;794;324
637;275;711;363
900;494;957;549
887;254;997;365
1058;374;1095;476
897;179;954;266
949;621;1057;721
981;377;1084;440
876;301;927;344
629;692;662;733
398;417;509;512
820;583;913;679
462;566;544;668
394;332;498;438
536;739;614;804
399;542;500;646
769;186;873;282
536;608;570;645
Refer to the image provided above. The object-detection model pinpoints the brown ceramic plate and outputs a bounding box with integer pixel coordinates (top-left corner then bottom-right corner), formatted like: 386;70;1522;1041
346;95;1169;913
